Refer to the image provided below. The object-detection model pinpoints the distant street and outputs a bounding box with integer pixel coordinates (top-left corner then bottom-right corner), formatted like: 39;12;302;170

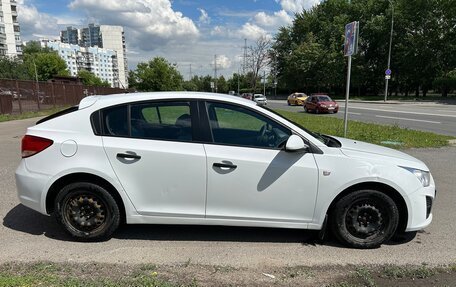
268;100;456;136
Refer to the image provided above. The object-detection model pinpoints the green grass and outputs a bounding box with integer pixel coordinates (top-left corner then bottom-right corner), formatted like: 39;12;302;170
0;107;67;123
275;109;454;149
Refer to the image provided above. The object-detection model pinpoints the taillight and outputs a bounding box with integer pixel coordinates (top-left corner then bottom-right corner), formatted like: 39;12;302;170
21;135;53;158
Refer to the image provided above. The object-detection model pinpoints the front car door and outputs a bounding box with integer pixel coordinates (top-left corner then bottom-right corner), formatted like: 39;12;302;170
101;100;207;218
202;101;319;223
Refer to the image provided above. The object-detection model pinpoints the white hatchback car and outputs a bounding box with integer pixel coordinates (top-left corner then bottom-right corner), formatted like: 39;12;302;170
16;92;435;248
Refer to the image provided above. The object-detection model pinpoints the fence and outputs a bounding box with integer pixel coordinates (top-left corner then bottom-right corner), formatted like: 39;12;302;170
0;79;129;115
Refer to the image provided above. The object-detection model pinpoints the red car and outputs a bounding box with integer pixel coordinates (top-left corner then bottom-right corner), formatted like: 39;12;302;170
304;94;339;114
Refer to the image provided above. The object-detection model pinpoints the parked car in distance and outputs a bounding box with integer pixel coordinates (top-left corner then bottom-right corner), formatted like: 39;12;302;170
16;92;435;248
253;93;267;106
287;92;308;106
304;94;339;114
241;93;253;100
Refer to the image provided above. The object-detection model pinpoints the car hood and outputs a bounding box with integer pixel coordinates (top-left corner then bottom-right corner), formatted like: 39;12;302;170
319;101;337;105
333;136;428;170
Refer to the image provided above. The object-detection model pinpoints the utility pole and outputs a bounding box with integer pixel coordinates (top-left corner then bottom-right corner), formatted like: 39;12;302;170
263;70;266;96
214;54;218;93
242;38;247;75
384;0;394;102
237;66;240;94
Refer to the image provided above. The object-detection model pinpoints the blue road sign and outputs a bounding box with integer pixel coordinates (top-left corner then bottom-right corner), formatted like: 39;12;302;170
385;69;391;75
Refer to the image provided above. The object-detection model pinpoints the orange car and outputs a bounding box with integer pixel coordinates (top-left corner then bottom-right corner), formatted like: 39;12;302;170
287;93;308;106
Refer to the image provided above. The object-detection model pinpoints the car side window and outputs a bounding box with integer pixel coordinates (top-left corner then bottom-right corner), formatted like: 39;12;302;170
206;102;291;148
103;105;128;136
130;102;192;141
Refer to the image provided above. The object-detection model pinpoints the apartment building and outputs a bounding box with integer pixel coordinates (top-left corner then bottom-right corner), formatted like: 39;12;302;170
42;40;119;88
0;0;22;57
60;24;128;88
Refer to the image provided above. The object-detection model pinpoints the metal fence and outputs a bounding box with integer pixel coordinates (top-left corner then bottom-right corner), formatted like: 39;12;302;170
0;79;128;115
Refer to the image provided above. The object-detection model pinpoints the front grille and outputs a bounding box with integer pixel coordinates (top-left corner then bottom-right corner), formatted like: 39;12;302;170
426;196;433;219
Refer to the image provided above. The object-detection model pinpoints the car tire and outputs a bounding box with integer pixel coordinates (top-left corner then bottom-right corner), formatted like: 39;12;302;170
330;189;399;249
315;108;319;114
288;101;291;106
304;106;308;113
55;182;120;241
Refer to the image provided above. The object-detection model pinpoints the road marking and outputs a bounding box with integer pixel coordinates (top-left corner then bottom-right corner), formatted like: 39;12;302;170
338;111;362;115
338;106;456;118
375;115;441;124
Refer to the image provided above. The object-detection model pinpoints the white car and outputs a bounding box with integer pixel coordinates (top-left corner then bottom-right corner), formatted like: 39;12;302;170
15;92;435;248
253;94;267;106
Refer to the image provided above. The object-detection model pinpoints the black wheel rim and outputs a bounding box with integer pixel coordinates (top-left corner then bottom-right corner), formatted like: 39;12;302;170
345;199;389;240
63;193;109;234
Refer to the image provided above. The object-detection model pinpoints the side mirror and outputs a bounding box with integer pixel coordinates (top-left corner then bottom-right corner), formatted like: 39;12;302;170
285;135;309;152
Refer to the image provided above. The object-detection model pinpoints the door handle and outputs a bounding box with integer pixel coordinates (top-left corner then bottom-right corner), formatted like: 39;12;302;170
117;152;141;160
213;162;237;169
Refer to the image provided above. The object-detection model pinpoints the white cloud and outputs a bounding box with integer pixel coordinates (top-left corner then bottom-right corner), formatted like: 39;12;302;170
198;8;210;25
17;1;63;40
69;0;200;50
239;23;269;40
213;55;231;69
253;10;292;28
277;0;321;13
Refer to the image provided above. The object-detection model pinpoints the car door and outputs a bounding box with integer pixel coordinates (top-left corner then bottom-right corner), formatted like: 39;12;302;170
203;101;319;223
101;101;207;218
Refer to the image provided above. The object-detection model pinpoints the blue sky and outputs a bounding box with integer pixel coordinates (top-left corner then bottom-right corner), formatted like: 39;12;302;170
17;0;320;77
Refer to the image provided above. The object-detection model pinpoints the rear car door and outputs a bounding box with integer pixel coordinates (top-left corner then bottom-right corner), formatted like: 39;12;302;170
100;100;207;217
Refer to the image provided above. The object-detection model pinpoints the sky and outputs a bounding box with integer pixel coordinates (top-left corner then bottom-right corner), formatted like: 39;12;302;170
17;0;321;79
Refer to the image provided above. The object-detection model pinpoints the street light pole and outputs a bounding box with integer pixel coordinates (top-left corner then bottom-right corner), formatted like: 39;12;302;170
384;0;394;102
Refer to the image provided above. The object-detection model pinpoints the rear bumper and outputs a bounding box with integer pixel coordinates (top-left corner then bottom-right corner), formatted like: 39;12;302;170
15;160;50;215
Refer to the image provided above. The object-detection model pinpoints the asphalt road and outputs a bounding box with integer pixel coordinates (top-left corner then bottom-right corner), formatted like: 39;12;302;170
1;118;455;267
269;100;456;136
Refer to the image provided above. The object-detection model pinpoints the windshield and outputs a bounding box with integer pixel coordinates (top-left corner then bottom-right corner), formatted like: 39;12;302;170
318;96;332;102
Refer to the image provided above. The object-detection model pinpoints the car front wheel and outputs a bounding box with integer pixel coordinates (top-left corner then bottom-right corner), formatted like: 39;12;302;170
330;190;399;249
55;182;120;241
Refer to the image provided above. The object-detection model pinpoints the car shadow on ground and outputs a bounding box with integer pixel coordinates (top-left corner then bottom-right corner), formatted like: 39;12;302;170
2;204;332;246
3;204;414;247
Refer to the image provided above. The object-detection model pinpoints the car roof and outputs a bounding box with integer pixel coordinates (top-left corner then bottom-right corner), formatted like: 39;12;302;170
79;91;256;110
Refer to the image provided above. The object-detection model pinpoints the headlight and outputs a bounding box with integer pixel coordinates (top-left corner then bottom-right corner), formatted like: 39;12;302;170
320;104;327;108
400;166;431;187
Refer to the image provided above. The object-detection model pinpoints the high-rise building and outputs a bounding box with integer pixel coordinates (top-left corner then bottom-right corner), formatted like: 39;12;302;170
60;24;128;88
60;26;79;45
42;40;119;88
0;0;22;57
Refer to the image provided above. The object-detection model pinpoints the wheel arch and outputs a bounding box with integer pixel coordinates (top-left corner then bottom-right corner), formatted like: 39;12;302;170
326;181;408;234
46;172;126;224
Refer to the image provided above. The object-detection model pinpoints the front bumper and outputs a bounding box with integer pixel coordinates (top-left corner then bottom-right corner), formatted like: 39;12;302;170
405;185;436;231
15;160;51;215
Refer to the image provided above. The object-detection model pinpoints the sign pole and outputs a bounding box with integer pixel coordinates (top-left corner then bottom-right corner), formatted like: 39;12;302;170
344;55;352;138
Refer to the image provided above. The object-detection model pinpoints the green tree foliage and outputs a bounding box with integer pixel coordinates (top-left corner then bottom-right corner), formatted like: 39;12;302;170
24;52;69;81
77;69;110;87
272;0;456;97
0;57;29;80
129;57;184;91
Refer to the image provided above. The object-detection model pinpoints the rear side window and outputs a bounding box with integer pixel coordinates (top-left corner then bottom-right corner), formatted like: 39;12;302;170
98;101;193;142
131;102;192;141
103;105;128;136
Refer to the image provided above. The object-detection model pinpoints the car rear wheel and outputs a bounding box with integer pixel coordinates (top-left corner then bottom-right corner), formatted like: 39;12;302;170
287;101;291;106
330;190;399;249
304;106;308;112
55;182;120;241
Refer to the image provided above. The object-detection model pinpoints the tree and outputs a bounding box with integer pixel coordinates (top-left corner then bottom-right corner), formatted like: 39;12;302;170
247;36;272;92
78;69;110;87
0;57;30;80
22;41;69;81
129;57;184;91
24;52;69;81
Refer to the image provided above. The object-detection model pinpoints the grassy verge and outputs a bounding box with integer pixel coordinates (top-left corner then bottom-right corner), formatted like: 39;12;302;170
0;262;456;287
275;109;454;149
0;107;67;123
